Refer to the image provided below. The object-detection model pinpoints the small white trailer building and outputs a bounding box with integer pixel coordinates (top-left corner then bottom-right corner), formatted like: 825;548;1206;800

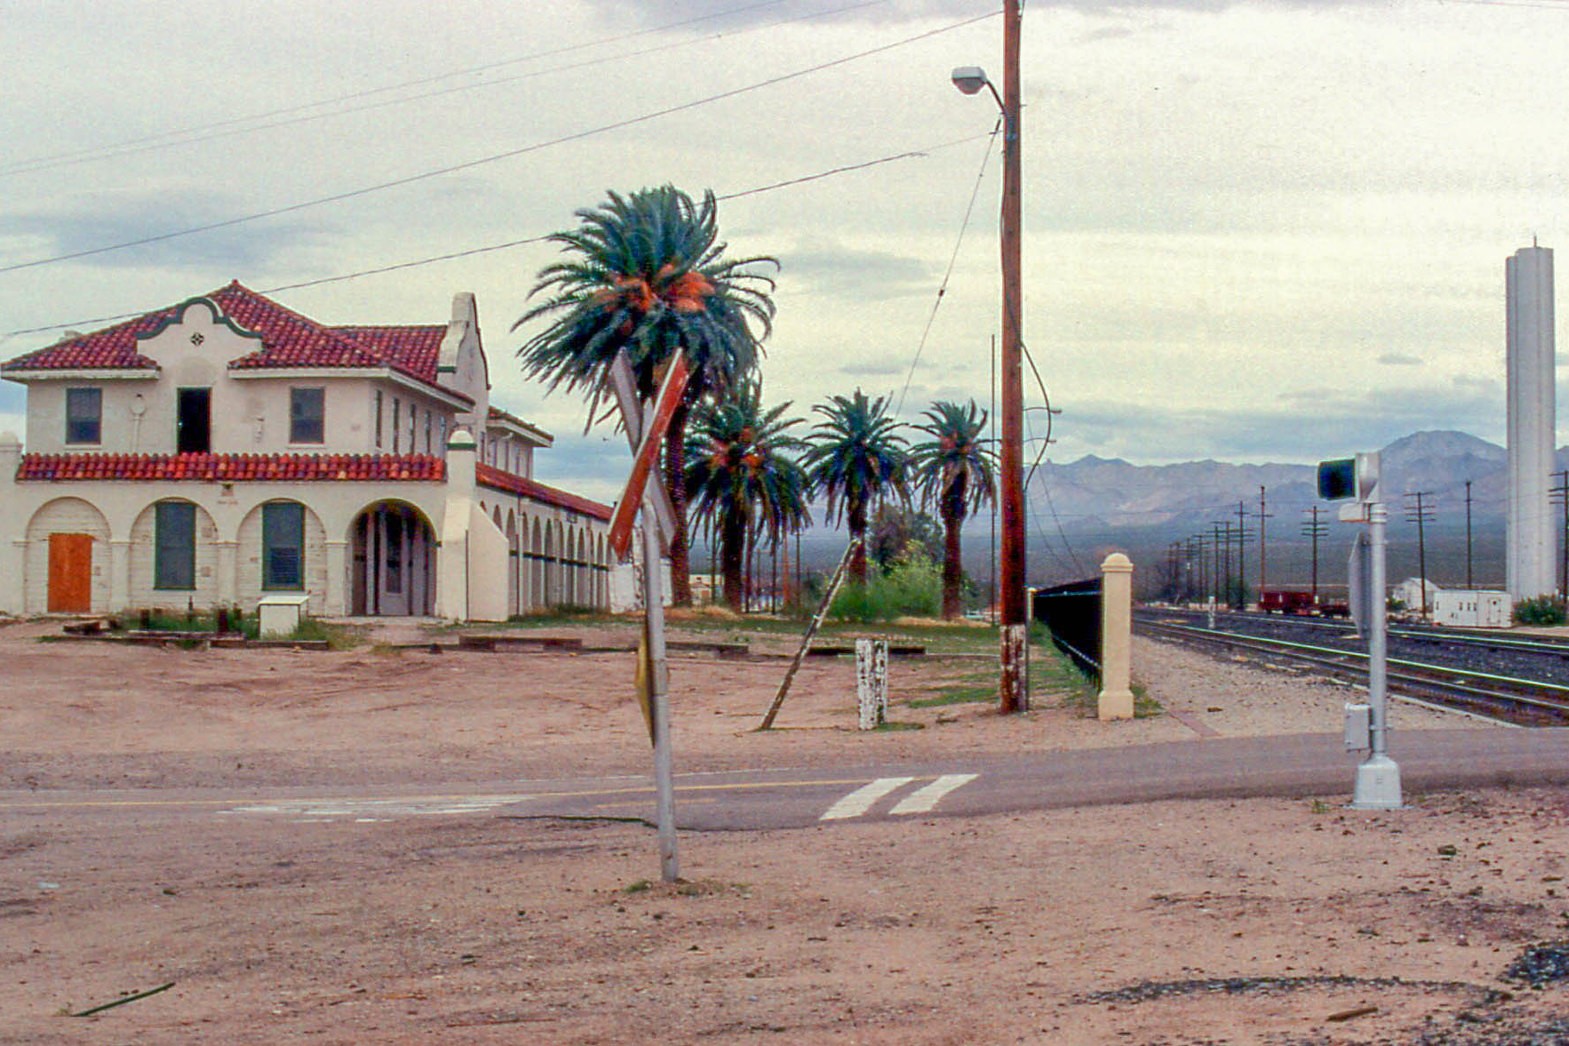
1431;589;1512;629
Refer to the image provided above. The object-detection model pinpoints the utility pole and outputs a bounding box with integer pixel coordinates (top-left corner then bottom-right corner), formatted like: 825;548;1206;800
1302;506;1327;604
1464;479;1475;590
995;0;1026;713
1553;471;1569;600
1403;491;1435;618
1257;485;1272;597
1211;520;1228;605
954;1;1025;711
1234;501;1251;609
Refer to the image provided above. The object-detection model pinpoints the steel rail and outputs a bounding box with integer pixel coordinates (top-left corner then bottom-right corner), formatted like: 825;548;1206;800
1136;607;1569;658
1138;620;1569;726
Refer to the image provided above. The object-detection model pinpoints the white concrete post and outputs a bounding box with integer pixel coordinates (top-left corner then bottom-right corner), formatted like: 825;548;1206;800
0;435;24;615
215;541;239;606
436;428;477;621
856;638;889;730
1098;553;1135;721
109;539;132;612
1;540;25;616
324;540;348;616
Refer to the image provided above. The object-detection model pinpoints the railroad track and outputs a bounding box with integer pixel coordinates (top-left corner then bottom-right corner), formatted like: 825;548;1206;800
1136;616;1569;727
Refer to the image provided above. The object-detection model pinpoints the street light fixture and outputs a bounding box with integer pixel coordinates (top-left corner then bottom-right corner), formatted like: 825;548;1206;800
954;0;1028;714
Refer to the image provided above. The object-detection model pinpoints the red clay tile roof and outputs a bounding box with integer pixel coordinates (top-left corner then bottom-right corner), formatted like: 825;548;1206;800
334;326;447;386
476;463;611;521
0;312;166;372
17;453;446;483
1;282;464;400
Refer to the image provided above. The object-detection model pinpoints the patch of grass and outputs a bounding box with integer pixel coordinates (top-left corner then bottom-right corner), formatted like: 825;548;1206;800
1131;682;1162;718
623;879;652;894
873;720;924;732
288;618;366;650
908;674;997;709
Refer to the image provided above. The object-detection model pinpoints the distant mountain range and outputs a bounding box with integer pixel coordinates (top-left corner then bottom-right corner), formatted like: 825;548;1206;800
771;430;1558;595
1032;430;1512;533
1025;430;1543;592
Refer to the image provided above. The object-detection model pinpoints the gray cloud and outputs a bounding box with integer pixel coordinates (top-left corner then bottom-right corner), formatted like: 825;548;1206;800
0;190;328;273
782;241;936;299
1059;379;1504;465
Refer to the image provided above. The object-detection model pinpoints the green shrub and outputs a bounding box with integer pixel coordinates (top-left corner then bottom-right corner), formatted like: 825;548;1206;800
828;554;942;622
1515;596;1567;627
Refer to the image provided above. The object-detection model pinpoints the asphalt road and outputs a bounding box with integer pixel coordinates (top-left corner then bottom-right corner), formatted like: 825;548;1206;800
6;727;1569;834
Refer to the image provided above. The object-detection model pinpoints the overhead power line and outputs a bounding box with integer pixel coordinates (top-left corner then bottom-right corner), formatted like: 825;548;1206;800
0;0;802;176
0;0;891;180
4;134;988;339
0;10;998;277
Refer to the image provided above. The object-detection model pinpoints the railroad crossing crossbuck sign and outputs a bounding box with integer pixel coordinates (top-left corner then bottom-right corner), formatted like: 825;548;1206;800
608;353;690;561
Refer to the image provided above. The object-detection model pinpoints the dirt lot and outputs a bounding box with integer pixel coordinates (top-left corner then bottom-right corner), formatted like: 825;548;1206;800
4;615;1569;1044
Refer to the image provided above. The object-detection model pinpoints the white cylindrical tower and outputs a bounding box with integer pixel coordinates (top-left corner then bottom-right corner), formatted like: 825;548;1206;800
1506;244;1557;602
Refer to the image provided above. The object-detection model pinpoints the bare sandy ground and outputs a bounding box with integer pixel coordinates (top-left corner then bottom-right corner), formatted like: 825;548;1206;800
2;616;1567;1044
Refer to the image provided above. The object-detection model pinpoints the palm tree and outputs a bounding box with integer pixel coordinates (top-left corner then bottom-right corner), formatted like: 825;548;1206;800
514;185;778;604
912;399;997;619
684;384;811;611
804;389;910;584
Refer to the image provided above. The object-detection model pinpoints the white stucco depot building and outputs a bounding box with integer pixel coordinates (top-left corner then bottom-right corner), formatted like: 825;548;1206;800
0;282;611;621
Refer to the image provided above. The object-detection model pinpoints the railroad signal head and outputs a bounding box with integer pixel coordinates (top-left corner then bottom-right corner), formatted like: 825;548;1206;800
1317;452;1381;504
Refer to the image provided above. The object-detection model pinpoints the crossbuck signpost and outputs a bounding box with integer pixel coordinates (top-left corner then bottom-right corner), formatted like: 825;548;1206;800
610;353;691;881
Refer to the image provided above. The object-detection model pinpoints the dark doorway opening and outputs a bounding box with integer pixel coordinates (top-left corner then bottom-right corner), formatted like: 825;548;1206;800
177;388;211;454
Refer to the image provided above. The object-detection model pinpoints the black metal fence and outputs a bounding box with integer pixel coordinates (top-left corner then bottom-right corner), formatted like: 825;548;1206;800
1032;577;1102;681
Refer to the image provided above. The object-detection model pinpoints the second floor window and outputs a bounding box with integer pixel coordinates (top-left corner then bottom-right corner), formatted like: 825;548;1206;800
290;387;325;444
66;387;102;444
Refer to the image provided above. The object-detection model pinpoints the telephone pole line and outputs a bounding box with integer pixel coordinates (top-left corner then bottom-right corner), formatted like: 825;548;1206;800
1463;479;1475;590
1403;491;1435;618
1257;485;1273;597
1233;500;1251;608
1552;471;1569;601
1302;506;1327;603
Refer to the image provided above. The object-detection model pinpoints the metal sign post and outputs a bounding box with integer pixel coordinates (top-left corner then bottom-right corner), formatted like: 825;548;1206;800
1350;497;1402;809
610;350;687;881
1322;451;1401;810
641;498;679;880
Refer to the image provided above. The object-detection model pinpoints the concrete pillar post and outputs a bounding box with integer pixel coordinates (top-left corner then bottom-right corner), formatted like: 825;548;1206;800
1098;552;1135;721
110;539;133;612
324;540;348;616
0;434;24;615
2;540;25;615
215;541;239;606
856;638;889;730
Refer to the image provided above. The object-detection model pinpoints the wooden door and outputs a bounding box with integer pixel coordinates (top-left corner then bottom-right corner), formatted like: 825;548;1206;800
47;533;94;613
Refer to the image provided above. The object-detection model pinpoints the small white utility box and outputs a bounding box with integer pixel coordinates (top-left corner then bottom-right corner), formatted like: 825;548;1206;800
1344;702;1371;751
257;594;311;638
1431;590;1511;629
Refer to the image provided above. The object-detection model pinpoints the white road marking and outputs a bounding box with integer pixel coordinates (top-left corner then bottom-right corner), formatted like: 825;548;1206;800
221;794;534;819
820;777;913;821
889;773;978;816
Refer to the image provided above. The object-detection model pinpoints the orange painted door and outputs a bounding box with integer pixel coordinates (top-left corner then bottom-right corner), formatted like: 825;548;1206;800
47;533;94;613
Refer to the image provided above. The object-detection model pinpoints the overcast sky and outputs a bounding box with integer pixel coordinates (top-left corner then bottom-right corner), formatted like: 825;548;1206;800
2;0;1567;502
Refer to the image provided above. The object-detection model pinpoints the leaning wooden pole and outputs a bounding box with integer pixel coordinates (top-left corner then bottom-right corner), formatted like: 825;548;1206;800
758;539;861;731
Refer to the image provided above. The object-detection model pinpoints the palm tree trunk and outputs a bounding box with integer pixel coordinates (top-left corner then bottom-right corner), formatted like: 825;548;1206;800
664;405;693;605
942;507;963;620
721;513;746;611
848;501;869;584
